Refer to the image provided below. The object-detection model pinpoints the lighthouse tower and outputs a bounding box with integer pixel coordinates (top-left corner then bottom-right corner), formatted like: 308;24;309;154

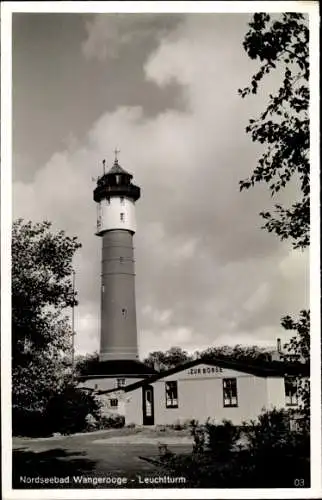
94;152;141;363
78;152;155;395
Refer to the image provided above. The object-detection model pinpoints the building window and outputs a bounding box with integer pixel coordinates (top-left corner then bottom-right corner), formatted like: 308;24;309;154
120;196;124;205
109;398;118;408
116;378;126;389
285;377;299;406
223;378;238;407
165;381;178;408
144;388;153;416
120;212;125;221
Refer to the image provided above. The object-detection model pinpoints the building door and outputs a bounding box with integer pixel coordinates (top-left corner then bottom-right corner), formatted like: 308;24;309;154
142;385;154;425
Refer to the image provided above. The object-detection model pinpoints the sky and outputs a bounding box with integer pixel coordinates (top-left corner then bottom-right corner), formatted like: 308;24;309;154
12;11;309;358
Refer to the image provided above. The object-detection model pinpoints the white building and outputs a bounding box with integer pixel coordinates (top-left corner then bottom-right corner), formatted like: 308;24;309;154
81;357;308;426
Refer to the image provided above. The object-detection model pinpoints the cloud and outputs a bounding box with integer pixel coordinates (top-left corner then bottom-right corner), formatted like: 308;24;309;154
82;13;183;61
13;14;308;357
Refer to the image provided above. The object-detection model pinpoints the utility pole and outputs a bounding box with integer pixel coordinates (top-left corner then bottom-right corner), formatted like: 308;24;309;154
71;269;76;383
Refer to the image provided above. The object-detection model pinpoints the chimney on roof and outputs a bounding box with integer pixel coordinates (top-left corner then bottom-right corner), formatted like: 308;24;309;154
277;338;282;354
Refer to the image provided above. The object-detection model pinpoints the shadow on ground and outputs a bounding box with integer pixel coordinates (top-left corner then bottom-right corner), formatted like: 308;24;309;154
13;448;97;489
12;446;183;489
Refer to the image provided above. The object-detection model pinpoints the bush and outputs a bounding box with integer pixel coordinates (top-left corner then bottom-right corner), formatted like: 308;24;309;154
12;386;103;437
189;418;240;458
171;419;187;431
44;385;102;435
239;408;310;486
156;420;190;432
96;413;125;429
189;419;205;454
243;408;309;458
204;418;240;458
158;409;310;488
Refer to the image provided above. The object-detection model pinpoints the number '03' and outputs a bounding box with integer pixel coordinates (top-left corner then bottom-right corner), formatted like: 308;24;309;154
294;478;305;487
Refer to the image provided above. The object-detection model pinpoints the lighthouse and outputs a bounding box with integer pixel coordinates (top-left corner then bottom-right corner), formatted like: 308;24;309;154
88;152;155;381
94;151;141;362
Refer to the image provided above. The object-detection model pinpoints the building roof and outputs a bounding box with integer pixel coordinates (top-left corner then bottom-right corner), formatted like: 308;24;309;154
81;357;309;396
122;357;310;393
107;159;132;177
78;359;157;381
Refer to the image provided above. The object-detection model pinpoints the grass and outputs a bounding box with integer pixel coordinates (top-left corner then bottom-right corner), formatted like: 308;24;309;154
13;425;191;443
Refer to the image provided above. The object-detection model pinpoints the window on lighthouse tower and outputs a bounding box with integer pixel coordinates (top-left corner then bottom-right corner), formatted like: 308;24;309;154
120;212;125;222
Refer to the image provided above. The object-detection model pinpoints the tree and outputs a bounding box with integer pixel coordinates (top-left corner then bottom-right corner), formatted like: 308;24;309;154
239;13;310;426
239;13;309;250
12;219;81;417
282;310;310;422
143;350;168;371
198;344;271;363
282;309;310;363
143;345;274;372
143;347;193;371
164;346;193;367
75;351;99;376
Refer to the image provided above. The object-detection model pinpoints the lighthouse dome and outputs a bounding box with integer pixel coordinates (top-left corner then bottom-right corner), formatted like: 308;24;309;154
93;158;140;203
107;159;133;177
